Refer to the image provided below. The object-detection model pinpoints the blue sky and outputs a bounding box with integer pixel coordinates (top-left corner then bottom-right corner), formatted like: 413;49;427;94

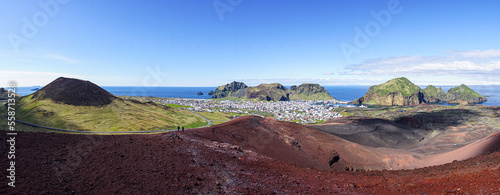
1;0;500;87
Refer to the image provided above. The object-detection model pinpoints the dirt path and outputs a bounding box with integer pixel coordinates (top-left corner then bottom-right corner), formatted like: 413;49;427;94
1;110;213;134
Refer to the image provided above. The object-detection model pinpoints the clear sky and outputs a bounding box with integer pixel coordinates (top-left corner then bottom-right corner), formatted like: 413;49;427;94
1;0;500;87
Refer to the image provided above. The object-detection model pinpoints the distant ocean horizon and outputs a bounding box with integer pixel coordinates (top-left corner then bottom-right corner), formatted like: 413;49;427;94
14;85;500;106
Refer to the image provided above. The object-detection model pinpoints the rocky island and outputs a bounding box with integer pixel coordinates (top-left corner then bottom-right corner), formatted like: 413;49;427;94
211;81;335;101
353;77;487;106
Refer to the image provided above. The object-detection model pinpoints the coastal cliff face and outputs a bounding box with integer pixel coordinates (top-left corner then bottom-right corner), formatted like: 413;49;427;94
353;77;487;106
211;81;248;98
353;77;423;106
246;83;289;101
211;82;334;101
289;83;334;100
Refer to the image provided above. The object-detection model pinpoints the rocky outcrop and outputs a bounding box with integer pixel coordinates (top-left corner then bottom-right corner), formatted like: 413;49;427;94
245;83;289;101
207;90;214;96
353;77;423;106
445;84;487;104
353;78;487;106
211;82;335;101
211;81;248;98
289;83;334;100
197;92;203;95
422;85;446;103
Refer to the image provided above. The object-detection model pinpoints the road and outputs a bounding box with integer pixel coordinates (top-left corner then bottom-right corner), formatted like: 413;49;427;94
1;111;213;134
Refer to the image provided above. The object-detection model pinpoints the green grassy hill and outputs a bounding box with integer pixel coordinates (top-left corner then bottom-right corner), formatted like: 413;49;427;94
354;77;487;106
422;85;446;103
1;77;207;132
446;84;487;104
211;82;335;101
2;94;206;132
245;83;289;101
370;77;421;97
289;83;334;100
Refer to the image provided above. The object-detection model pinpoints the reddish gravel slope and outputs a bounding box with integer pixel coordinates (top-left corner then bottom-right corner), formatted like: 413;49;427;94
1;116;499;194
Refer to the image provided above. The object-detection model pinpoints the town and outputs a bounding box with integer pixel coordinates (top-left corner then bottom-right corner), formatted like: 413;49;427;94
159;98;346;124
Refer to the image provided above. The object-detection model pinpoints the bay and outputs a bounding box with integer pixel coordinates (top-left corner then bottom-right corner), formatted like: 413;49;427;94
13;85;500;106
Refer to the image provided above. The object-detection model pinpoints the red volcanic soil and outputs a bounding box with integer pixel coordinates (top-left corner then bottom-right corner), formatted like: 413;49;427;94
1;116;500;194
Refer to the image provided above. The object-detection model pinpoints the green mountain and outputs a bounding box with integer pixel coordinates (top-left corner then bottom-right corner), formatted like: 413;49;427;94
211;82;335;101
289;83;334;100
1;77;206;132
353;77;423;106
422;85;446;103
245;83;290;101
445;84;487;104
353;78;486;106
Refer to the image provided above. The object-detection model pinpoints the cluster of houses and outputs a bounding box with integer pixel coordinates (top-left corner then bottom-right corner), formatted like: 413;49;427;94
160;98;343;124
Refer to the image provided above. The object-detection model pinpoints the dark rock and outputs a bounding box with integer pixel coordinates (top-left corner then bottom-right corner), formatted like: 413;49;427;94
211;82;334;101
31;77;117;107
211;81;248;98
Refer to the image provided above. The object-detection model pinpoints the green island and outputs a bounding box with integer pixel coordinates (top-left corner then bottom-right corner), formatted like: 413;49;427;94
353;77;487;106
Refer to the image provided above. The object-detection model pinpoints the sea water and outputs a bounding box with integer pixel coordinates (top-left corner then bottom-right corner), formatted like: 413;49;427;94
13;85;500;106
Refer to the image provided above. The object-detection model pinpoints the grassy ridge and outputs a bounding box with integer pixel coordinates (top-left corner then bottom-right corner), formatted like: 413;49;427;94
1;95;207;132
447;84;484;99
422;85;445;97
371;77;421;97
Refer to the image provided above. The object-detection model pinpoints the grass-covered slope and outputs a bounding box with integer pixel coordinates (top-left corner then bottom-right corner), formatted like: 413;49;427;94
289;83;334;100
245;83;289;101
446;84;487;104
1;77;207;132
354;77;423;106
211;81;248;98
422;85;446;103
6;94;206;132
370;77;421;97
354;78;487;106
0;87;20;100
212;82;335;101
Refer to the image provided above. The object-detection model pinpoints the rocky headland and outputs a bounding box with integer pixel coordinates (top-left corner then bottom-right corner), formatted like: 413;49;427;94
211;81;335;101
353;77;487;106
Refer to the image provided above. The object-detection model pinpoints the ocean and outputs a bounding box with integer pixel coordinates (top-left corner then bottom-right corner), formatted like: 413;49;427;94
14;85;500;106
